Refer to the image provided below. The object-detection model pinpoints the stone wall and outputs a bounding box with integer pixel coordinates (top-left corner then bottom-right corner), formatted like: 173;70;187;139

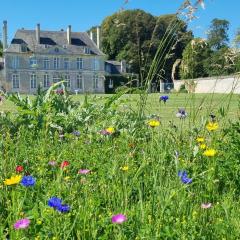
174;75;240;94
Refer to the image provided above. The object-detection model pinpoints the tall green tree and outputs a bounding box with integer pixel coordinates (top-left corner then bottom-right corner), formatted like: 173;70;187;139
180;38;211;79
99;10;192;83
207;18;230;50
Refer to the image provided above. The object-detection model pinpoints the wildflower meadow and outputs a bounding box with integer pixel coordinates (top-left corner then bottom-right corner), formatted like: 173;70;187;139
0;83;239;239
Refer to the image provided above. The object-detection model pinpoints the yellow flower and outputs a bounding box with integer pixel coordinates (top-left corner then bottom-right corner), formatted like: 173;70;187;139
203;149;217;157
206;122;219;131
64;176;71;181
106;127;115;134
37;219;42;225
148;119;160;127
4;175;22;185
196;137;205;143
120;165;129;171
200;144;206;150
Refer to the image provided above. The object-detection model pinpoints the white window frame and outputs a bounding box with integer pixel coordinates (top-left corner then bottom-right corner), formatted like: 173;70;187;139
64;58;69;70
12;56;19;69
77;58;83;70
44;74;50;88
53;57;60;69
64;75;71;88
93;58;100;71
77;74;83;90
12;74;20;89
43;58;50;70
93;74;98;89
53;75;61;84
30;74;37;89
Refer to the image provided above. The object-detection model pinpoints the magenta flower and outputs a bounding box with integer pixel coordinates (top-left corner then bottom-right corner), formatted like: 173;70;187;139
111;214;127;224
13;218;30;229
78;169;90;175
201;203;212;209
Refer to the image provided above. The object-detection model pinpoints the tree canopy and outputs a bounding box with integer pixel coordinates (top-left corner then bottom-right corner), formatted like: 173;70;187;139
98;10;192;82
207;18;230;50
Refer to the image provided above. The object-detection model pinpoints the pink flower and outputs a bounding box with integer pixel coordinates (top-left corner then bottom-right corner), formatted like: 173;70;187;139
78;169;90;175
201;203;212;209
48;161;57;166
111;214;127;224
14;218;30;229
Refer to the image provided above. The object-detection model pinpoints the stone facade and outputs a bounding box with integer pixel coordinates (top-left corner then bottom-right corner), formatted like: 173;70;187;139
2;23;106;93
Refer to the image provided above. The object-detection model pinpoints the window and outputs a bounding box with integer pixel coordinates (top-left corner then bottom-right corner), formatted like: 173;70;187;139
53;75;61;83
44;74;50;87
55;47;59;53
93;58;100;71
64;58;69;70
93;74;98;89
29;57;37;67
12;56;19;69
53;57;59;69
109;79;113;89
77;74;83;89
64;75;70;88
43;58;50;69
12;74;20;88
77;58;83;70
84;47;90;54
21;44;27;52
30;74;37;89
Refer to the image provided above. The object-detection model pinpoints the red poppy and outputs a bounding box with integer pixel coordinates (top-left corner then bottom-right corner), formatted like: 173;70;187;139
16;165;24;172
60;161;70;168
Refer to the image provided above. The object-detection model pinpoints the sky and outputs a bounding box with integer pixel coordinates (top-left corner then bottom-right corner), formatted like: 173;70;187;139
0;0;239;44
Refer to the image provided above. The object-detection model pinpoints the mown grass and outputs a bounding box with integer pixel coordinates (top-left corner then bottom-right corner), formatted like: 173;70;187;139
1;93;239;121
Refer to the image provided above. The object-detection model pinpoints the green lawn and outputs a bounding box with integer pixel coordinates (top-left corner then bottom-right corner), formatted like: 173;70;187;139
1;93;239;121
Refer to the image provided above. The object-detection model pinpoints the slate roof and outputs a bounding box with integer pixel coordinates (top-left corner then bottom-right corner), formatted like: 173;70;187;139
105;60;122;74
6;29;104;56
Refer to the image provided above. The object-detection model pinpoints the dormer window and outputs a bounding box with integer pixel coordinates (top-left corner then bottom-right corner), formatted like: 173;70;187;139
84;47;90;54
55;47;59;53
44;44;49;49
21;44;28;52
63;45;67;49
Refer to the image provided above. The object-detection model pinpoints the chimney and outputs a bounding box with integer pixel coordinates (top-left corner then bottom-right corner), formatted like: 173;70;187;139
90;31;93;41
3;21;8;51
96;26;100;49
36;23;40;44
67;25;71;45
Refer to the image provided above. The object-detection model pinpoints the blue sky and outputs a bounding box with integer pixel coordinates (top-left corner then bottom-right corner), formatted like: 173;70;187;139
0;0;239;44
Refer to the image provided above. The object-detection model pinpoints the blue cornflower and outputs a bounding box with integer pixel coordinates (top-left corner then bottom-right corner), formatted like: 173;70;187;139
72;130;80;137
176;108;187;119
21;176;36;187
178;170;192;184
56;204;70;213
48;197;62;208
159;95;169;103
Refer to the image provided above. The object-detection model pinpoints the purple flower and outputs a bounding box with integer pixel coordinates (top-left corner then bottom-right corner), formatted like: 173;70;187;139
48;161;57;166
13;218;30;229
178;170;192;184
99;129;111;136
111;214;127;224
56;204;70;213
21;176;36;187
78;169;91;175
72;131;80;137
48;197;62;208
176;108;187;119
159;95;169;103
